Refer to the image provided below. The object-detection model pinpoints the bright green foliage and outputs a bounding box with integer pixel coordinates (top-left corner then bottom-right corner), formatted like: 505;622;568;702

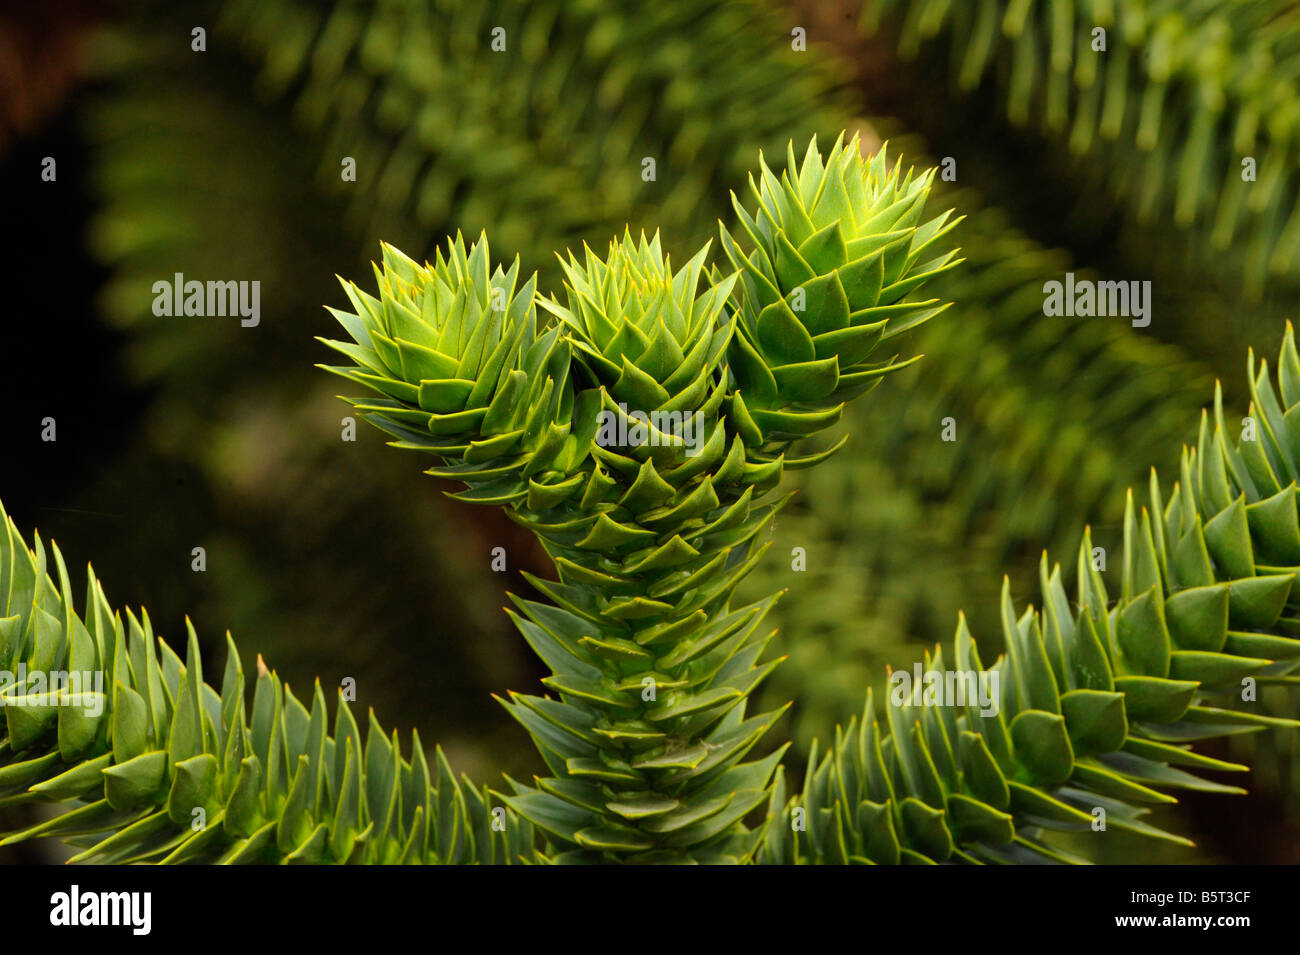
320;135;957;862
320;235;577;500
544;231;735;438
864;0;1300;295
760;328;1300;863
0;505;538;864
338;237;542;428
722;137;961;449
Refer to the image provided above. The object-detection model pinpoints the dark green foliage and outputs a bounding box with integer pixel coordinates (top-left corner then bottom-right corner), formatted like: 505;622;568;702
760;328;1300;863
0;504;538;864
865;0;1300;296
220;0;846;272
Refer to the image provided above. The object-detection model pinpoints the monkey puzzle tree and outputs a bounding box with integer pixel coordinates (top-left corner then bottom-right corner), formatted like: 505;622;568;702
0;135;1295;864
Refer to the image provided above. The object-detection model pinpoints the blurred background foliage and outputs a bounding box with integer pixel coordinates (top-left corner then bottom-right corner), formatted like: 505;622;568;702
2;0;1298;861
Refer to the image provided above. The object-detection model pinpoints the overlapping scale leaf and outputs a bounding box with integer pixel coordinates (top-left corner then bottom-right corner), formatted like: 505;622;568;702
759;327;1300;864
318;230;798;861
319;232;575;502
720;132;962;451
537;230;739;486
493;376;797;861
0;503;538;864
318;136;956;862
489;155;953;859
